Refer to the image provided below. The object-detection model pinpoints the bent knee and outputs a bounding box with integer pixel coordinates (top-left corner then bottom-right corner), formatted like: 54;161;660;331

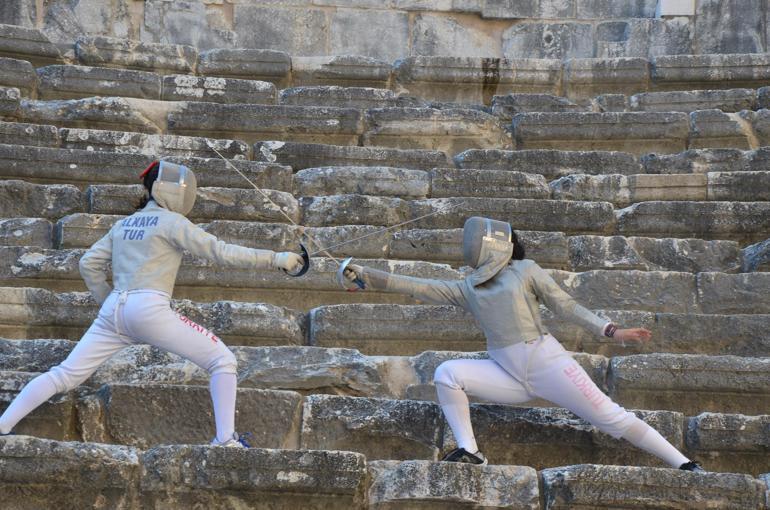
208;348;237;376
433;360;464;390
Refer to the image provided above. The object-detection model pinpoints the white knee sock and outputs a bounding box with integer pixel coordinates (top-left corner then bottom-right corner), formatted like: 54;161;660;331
0;373;59;434
210;372;237;443
623;420;689;468
436;383;478;453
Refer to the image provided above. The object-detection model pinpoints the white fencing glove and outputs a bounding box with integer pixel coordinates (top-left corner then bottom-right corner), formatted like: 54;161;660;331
274;251;304;273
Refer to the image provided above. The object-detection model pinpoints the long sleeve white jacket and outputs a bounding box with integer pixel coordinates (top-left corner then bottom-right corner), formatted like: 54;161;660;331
78;201;276;303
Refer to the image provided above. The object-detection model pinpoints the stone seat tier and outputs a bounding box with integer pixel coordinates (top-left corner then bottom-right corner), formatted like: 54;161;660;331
2;243;769;311
2;284;769;358
41;215;746;273
1;435;764;509
1;374;769;477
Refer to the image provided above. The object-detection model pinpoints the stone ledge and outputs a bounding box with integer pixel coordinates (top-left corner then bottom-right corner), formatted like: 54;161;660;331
75;35;197;75
0;57;37;96
0;24;63;66
36;65;163;101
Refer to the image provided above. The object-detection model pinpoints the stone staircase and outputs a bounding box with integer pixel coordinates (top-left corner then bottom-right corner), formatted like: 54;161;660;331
0;23;768;509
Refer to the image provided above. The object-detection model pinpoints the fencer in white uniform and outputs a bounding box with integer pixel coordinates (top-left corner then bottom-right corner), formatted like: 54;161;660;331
0;161;305;447
344;216;703;471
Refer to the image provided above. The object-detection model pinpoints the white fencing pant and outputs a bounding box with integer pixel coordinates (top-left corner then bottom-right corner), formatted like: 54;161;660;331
434;334;689;468
0;290;238;442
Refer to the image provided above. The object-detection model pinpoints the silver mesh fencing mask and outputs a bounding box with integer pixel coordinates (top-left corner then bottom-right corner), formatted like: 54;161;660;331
462;216;514;286
151;161;197;216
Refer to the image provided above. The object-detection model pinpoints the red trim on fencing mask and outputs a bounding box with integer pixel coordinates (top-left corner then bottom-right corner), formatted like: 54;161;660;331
139;161;160;179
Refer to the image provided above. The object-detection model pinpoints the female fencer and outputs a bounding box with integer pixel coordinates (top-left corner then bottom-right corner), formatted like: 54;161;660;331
343;216;702;471
0;161;305;447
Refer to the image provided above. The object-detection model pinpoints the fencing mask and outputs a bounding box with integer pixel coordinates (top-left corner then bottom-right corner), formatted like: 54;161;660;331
151;161;197;216
463;216;513;286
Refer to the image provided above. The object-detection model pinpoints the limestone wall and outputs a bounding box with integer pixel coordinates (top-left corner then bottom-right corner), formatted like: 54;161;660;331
2;0;767;60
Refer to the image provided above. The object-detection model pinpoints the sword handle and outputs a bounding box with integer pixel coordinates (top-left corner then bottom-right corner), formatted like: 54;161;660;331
282;243;310;277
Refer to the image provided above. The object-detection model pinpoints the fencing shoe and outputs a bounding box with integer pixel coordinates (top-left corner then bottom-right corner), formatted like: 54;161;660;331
210;432;251;448
441;448;488;466
679;461;704;472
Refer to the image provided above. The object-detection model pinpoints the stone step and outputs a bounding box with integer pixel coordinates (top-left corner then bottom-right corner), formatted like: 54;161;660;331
0;24;63;66
49;215;744;273
0;287;304;346
279;86;416;109
0;435;369;509
0;57;36;96
541;464;766;509
642;147;770;174
75;35;197;75
3;243;768;312
0;144;290;189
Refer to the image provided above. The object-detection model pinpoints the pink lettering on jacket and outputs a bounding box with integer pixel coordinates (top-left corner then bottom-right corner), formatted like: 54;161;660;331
563;363;607;410
176;313;220;344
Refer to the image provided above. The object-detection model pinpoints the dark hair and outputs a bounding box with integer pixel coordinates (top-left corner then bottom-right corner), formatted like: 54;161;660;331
137;161;160;209
511;229;526;260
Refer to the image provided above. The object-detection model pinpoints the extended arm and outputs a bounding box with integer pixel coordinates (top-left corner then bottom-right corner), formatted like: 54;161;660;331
346;265;466;307
78;231;113;304
168;217;301;271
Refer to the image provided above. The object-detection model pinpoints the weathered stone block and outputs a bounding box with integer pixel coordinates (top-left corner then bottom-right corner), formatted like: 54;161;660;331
0;287;95;339
576;0;657;18
368;460;540;509
75;35;197;74
759;86;770;109
409;197;616;234
697;272;770;314
168;103;362;145
608;354;770;415
254;140;448;171
491;94;580;121
511;111;690;155
616;201;770;242
503;22;593;60
0;180;82;219
569;235;742;273
0;86;20;117
301;194;411;227
430;167;550;198
443;405;683;469
541;464;766;510
19;96;171;133
79;384;302;449
565;57;650;100
55;213;119;248
0;370;78;440
742;238;770;272
363;107;510;154
686;412;770;476
455;148;641;177
641;148;749;174
0;24;62;65
742;109;770;147
295;166;429;198
594;93;629;112
141;446;367;508
292;55;392;88
596;18;691;58
482;0;574;19
161;74;276;104
233;5;327;57
59;127;249;159
0;57;36;96
630;88;757;113
301;394;442;460
280;86;408;109
198;48;291;86
87;184;299;223
36;65;162;100
551;269;697;313
652;53;770;90
0;436;140;508
0;338;74;372
394;56;561;104
693;0;765;54
0;120;59;147
550;173;708;206
707;171;770;201
689;109;751;150
329;9;408;61
310;304;482;355
0;218;52;248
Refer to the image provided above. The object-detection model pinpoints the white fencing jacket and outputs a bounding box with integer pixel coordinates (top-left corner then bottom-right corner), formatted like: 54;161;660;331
79;200;276;303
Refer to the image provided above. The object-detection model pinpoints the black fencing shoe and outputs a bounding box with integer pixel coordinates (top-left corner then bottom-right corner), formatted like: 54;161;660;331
441;448;488;466
679;461;704;472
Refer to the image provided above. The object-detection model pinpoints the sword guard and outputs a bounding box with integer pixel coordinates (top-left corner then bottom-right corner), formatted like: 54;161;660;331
283;243;310;277
336;257;366;291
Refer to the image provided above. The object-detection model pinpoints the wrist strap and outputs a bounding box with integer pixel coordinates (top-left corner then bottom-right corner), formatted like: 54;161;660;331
604;323;618;338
